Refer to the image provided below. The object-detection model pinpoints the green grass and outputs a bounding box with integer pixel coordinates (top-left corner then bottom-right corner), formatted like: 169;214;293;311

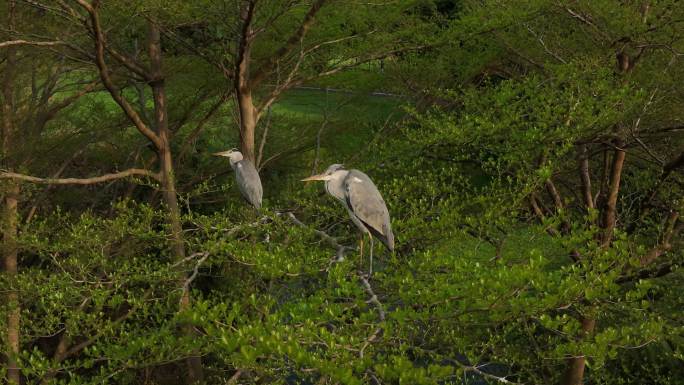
271;88;404;165
272;88;401;123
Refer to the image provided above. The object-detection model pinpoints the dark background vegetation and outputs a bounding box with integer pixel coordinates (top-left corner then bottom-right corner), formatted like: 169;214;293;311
1;1;683;384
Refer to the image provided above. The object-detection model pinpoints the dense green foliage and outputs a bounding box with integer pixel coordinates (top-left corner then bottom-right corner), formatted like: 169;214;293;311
1;1;683;384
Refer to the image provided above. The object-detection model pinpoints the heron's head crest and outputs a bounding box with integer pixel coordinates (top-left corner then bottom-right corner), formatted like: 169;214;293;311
325;164;345;175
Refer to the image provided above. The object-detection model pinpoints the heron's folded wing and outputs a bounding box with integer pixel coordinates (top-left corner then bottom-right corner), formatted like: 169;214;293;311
235;160;263;208
344;171;391;239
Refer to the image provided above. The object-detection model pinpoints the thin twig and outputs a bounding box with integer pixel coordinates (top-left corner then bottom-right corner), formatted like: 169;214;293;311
445;358;523;385
180;252;210;304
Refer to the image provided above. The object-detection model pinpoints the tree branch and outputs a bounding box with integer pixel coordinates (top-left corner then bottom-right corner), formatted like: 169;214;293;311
601;142;626;247
529;193;559;236
256;106;271;169
177;92;230;163
75;0;162;149
286;212;351;262
180;252;210;305
577;145;594;210
38;79;99;126
445;358;523;385
358;273;385;358
0;168;160;184
639;210;681;266
0;39;65;48
251;0;328;87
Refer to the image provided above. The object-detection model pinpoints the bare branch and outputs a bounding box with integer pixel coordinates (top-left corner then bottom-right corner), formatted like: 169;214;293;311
227;369;244;384
106;46;150;80
38;79;99;126
178;92;231;163
62;295;145;359
259;45;427;114
0;39;65;48
639;209;681;266
525;25;566;64
286;212;351;262
445;358;523;385
251;0;328;87
0;168;160;184
75;0;162;149
529;193;559;236
358;273;385;358
302;45;428;83
180;252;210;305
256;46;305;116
561;5;610;40
25;149;84;223
256;106;272;169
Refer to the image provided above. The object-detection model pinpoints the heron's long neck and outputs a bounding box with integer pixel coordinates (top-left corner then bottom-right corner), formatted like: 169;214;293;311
325;171;348;203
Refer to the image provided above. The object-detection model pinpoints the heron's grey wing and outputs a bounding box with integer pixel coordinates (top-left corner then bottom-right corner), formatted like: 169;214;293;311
235;160;263;209
344;170;394;251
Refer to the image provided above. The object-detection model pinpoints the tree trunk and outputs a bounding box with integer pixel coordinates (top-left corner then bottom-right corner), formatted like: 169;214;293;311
2;1;21;383
147;21;203;384
577;145;594;211
2;184;20;385
560;316;596;385
235;1;257;164
601;143;626;247
237;91;257;163
561;143;625;385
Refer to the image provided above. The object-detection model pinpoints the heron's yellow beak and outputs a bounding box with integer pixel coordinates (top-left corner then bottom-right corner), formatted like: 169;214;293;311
301;174;327;182
213;151;232;157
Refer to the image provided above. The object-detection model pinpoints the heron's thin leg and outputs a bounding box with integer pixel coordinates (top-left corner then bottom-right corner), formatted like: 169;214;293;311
358;236;364;271
369;237;374;277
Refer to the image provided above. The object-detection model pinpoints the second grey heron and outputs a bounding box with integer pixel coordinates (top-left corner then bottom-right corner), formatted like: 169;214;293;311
302;164;394;275
214;149;263;209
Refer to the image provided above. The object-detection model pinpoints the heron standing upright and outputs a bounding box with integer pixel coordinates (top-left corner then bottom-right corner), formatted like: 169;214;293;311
302;164;394;275
214;149;263;209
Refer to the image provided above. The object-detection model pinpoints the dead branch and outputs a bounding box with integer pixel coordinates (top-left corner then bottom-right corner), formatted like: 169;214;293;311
0;168;160;184
446;358;523;385
0;39;65;48
180;252;210;304
286;212;350;261
358;273;386;358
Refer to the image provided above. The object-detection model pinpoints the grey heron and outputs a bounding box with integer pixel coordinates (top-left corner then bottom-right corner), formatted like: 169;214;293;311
214;149;263;209
302;164;394;275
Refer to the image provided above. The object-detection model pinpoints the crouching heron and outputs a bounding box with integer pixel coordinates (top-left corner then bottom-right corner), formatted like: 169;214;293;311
214;149;262;209
302;164;394;275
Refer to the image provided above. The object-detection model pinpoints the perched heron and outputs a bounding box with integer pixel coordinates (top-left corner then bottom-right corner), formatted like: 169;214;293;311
214;149;262;209
302;164;394;275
